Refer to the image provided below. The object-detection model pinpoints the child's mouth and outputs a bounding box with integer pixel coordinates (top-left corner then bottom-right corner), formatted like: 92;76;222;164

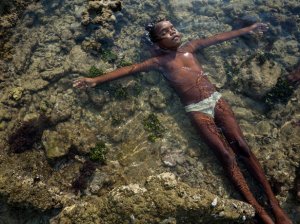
173;35;180;41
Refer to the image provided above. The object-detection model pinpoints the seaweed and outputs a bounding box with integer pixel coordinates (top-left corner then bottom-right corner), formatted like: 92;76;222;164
143;113;165;142
117;59;132;68
110;84;129;100
101;50;117;62
85;65;104;78
111;114;122;126
72;142;108;194
224;61;240;79
133;83;143;96
89;142;108;164
256;52;273;65
8;115;51;153
72;160;96;194
264;77;294;107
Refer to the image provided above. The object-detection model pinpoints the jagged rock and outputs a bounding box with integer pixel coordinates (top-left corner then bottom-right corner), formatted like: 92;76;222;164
235;59;282;99
0;171;62;210
148;87;167;110
49;91;74;124
64;45;92;74
42;121;97;159
51;173;255;223
42;129;72;159
271;39;299;67
23;78;49;92
0;107;12;121
81;0;121;26
9;87;24;101
86;88;108;107
40;67;66;81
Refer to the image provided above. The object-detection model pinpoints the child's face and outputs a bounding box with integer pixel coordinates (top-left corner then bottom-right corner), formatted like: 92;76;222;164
154;20;181;50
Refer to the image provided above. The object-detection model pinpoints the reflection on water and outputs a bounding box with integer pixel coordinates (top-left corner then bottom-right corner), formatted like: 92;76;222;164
0;0;299;222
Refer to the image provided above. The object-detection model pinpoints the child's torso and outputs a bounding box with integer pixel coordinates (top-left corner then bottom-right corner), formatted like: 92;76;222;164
161;50;217;105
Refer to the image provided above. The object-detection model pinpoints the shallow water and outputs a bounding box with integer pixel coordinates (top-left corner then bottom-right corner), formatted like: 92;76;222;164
0;0;299;223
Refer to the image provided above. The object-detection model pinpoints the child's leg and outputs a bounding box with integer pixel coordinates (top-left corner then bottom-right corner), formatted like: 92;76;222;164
214;99;292;224
188;111;274;224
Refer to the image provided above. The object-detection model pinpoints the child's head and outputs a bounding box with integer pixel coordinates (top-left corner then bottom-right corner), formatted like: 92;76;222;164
145;18;181;50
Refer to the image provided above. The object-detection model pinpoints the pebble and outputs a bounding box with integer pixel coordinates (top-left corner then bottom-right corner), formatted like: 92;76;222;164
211;197;218;207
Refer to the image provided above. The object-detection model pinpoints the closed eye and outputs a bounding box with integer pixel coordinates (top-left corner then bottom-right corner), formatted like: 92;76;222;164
160;29;168;35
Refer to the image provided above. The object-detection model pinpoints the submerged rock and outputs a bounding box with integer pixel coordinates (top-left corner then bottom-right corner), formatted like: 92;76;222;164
42;129;72;159
42;122;97;159
82;0;121;26
236;59;282;99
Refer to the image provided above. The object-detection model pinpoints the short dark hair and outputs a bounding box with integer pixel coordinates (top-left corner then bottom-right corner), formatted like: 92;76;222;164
144;17;167;43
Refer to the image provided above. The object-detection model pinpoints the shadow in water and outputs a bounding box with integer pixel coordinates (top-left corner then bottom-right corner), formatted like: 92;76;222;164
0;197;60;224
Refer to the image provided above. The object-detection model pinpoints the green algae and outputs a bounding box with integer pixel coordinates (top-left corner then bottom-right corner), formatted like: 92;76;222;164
143;113;165;142
110;84;129;100
111;114;122;126
264;77;294;107
101;50;117;62
133;83;143;96
85;66;104;78
89;142;108;163
224;61;240;79
117;59;132;68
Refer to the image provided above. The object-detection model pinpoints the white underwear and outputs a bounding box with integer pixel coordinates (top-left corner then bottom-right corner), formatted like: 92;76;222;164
184;92;222;118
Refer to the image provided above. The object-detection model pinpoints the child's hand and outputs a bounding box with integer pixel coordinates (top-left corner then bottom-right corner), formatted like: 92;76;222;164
73;77;96;89
249;23;269;34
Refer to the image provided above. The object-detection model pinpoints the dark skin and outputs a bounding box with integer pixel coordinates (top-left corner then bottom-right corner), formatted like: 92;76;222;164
74;21;292;224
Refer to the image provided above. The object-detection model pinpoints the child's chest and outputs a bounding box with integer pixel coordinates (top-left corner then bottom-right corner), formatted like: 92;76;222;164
163;51;202;72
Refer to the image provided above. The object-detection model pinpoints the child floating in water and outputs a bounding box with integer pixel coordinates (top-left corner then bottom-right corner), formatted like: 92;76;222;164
73;18;292;224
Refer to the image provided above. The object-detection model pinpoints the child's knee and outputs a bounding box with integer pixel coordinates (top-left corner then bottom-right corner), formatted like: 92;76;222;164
221;150;236;166
230;137;251;158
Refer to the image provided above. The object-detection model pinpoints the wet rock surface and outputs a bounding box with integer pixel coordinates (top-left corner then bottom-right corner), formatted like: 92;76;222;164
0;0;299;223
51;173;255;224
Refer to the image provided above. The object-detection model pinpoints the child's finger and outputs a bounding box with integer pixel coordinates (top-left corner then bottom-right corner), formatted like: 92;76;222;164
73;78;85;88
73;81;85;88
72;81;81;88
73;78;84;83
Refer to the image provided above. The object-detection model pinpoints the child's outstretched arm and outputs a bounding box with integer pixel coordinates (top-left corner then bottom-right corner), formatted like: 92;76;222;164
187;23;268;52
73;57;160;89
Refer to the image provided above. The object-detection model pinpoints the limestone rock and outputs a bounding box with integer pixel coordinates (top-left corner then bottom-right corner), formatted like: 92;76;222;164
81;0;121;26
236;60;282;99
148;87;167;110
9;87;24;101
42;121;97;159
23;78;49;92
51;173;255;224
0;107;12;121
42;129;72;159
49;91;74;124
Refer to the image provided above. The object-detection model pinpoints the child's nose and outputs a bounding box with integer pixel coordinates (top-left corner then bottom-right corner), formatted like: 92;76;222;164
170;29;176;35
